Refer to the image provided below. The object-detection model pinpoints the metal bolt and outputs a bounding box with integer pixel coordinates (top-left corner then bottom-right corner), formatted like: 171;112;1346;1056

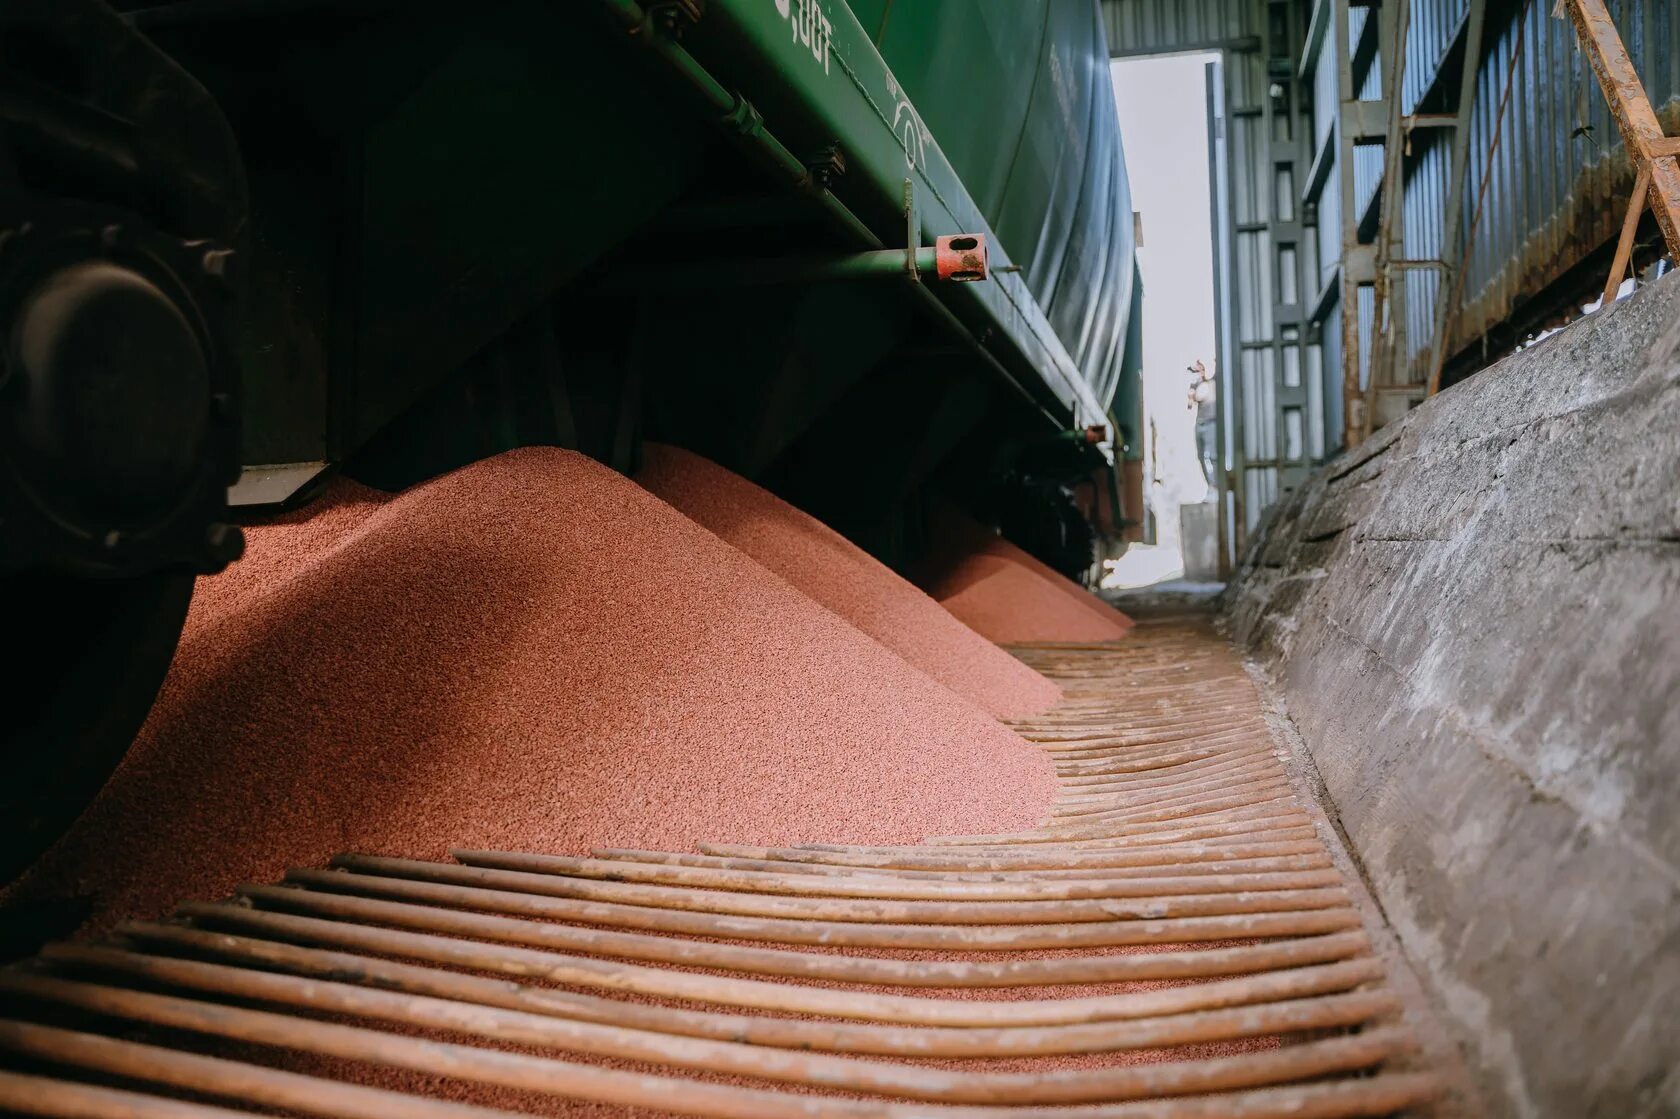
805;144;846;190
722;94;764;138
201;248;235;283
646;0;703;37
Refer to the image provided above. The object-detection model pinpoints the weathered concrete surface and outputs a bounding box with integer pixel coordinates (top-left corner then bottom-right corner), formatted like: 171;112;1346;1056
1227;273;1680;1118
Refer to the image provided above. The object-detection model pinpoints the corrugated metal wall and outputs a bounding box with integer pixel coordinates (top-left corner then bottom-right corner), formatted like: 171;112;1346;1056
1386;0;1679;380
1351;9;1386;221
1449;0;1677;357
1404;0;1472;112
1103;0;1679;560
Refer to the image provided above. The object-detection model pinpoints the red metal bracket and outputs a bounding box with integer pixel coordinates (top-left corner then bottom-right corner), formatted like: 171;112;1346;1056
935;234;987;283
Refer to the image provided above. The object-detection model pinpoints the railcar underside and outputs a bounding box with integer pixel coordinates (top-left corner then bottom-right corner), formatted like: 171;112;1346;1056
2;0;1136;876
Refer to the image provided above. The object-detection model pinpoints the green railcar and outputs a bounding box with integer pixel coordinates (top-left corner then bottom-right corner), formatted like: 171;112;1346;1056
0;0;1139;876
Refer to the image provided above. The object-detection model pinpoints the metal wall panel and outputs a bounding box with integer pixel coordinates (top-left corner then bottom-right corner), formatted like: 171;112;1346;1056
1240;345;1279;466
1401;128;1451;380
1349;7;1371;52
1109;0;1679;542
1229;52;1270;227
1353;147;1385;222
1344;6;1370;62
1356;283;1375;392
1402;0;1471;113
1243;465;1278;530
1305;332;1327;459
1236;228;1274;343
1311;35;1341;292
1321;298;1344;449
1353;57;1384;218
1312;24;1338;153
1435;0;1678;359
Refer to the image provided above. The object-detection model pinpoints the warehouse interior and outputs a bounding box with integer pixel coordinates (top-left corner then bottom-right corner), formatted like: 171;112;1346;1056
1109;0;1680;570
0;1;1674;1117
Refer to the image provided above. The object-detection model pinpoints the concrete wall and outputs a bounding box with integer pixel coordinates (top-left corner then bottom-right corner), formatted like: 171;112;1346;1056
1226;273;1680;1117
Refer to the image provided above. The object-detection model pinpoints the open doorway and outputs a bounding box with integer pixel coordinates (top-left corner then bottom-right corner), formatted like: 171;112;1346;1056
1103;53;1221;590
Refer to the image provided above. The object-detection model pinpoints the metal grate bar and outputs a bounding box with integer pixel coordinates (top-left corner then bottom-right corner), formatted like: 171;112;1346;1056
0;619;1439;1118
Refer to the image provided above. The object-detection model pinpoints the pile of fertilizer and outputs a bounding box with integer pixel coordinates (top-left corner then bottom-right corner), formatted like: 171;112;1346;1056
915;508;1135;643
13;448;1054;929
637;443;1061;718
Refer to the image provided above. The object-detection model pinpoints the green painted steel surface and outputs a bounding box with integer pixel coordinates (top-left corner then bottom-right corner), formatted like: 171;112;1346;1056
853;1;1136;426
692;0;1135;434
350;7;704;449
138;0;1139;491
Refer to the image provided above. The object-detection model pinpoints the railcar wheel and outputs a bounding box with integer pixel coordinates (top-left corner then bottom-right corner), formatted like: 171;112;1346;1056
1;571;193;884
998;479;1099;585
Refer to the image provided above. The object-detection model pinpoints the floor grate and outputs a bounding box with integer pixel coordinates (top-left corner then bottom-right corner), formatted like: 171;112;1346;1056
0;619;1438;1117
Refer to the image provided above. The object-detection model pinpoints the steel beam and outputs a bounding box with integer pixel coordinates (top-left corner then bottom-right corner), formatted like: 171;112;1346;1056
1601;163;1653;305
1335;0;1363;445
1423;0;1488;397
1564;0;1680;261
1358;0;1412;442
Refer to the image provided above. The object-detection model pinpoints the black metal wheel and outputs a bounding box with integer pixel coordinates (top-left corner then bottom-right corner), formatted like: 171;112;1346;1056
997;477;1099;585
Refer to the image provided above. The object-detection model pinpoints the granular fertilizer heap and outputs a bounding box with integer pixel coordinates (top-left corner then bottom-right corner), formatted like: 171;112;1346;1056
12;448;1054;929
636;443;1061;718
3;619;1438;1119
195;477;391;622
916;508;1135;644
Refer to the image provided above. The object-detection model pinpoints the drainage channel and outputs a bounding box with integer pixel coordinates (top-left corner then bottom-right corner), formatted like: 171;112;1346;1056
0;620;1439;1118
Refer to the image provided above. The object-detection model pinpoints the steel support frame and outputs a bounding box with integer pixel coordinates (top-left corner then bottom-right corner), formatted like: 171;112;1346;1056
1333;0;1428;446
1332;0;1370;446
1422;0;1488;397
1563;0;1680;296
1356;0;1410;443
1340;0;1490;442
1265;0;1320;506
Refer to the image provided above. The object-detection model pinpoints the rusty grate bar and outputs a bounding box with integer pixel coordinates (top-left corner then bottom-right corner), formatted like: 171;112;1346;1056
0;619;1439;1118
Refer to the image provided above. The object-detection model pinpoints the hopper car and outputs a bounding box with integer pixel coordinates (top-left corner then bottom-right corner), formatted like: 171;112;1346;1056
0;0;1140;878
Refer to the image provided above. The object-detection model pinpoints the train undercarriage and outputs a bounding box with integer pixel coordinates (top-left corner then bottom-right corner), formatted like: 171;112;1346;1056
2;0;1140;877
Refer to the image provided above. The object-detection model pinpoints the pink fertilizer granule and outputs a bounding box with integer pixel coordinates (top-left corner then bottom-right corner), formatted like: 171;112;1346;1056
915;507;1135;644
12;448;1055;929
636;444;1061;719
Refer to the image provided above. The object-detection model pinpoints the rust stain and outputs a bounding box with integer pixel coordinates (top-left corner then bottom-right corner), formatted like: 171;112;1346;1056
1451;101;1680;358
